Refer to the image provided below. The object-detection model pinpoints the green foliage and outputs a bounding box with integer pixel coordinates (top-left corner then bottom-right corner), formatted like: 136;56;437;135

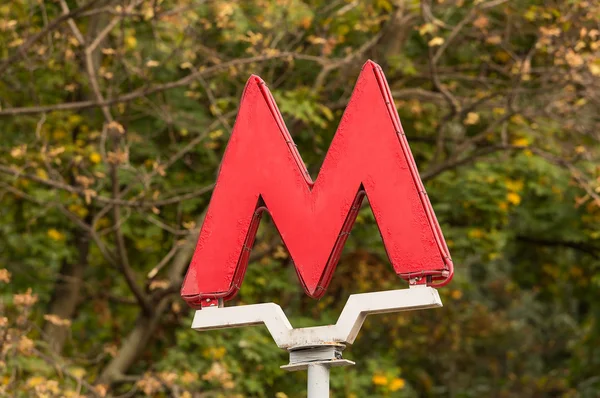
1;0;599;397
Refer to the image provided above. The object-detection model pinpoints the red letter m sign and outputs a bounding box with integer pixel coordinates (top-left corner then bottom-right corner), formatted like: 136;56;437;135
181;61;453;308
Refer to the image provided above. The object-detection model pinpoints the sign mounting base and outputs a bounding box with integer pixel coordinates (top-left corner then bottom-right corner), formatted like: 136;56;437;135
191;285;443;397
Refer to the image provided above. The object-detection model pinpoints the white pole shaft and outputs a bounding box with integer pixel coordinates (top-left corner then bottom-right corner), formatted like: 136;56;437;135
307;364;330;398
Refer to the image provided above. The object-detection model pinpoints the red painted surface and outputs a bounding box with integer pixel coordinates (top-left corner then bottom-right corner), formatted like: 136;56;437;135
181;60;453;309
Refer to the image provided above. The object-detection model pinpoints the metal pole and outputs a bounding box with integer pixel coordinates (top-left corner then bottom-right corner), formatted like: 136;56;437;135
307;363;330;398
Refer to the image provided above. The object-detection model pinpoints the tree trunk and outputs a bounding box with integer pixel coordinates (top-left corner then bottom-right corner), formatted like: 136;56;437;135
98;214;203;385
44;233;90;353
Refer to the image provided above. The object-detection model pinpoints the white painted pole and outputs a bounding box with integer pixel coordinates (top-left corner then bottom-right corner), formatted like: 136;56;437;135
307;363;330;398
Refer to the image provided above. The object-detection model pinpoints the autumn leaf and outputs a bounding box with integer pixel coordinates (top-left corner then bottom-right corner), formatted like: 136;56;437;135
512;137;530;147
507;192;521;205
10;145;27;159
473;16;489;30
486;35;502;44
69;367;86;379
47;228;66;241
125;35;137;49
13;288;38;307
419;23;437;36
136;373;162;395
372;374;388;386
149;280;169;290
0;268;11;283
589;63;600;76
389;377;406;391
428;37;444;47
43;314;72;327
106;120;125;134
468;228;485;239
18;336;34;354
464;112;480;125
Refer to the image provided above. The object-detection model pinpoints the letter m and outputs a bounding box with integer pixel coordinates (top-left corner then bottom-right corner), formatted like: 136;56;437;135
181;60;453;308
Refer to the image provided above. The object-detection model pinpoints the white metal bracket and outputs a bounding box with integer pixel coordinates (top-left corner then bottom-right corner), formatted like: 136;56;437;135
192;286;442;362
192;286;443;397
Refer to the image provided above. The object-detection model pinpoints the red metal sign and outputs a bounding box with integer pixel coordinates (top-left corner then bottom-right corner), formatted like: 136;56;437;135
181;60;453;309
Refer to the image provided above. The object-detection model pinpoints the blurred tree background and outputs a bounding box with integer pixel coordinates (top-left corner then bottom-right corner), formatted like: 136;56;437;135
1;0;599;396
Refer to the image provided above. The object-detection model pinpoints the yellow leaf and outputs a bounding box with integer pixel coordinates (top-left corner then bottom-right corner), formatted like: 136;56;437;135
428;37;444;47
47;228;65;241
463;112;480;125
512;137;529;147
89;152;102;164
376;0;393;12
418;23;437;36
494;50;511;63
69;367;86;379
53;129;67;140
505;179;524;192
507;192;521;205
510;114;526;125
180;62;193;69
389;377;406;391
69;204;88;218
589;63;600;76
320;105;334;121
36;168;48;180
182;220;196;230
143;6;154;20
451;290;463;300
209;129;223;140
468;228;485;239
146;60;159;68
524;8;536;21
125;35;137;49
9;38;23;47
26;376;46;388
273;245;288;259
372;374;388;386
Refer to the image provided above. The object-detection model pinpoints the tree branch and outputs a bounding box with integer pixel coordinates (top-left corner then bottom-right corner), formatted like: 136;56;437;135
0;53;327;117
517;235;600;260
0;0;101;74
